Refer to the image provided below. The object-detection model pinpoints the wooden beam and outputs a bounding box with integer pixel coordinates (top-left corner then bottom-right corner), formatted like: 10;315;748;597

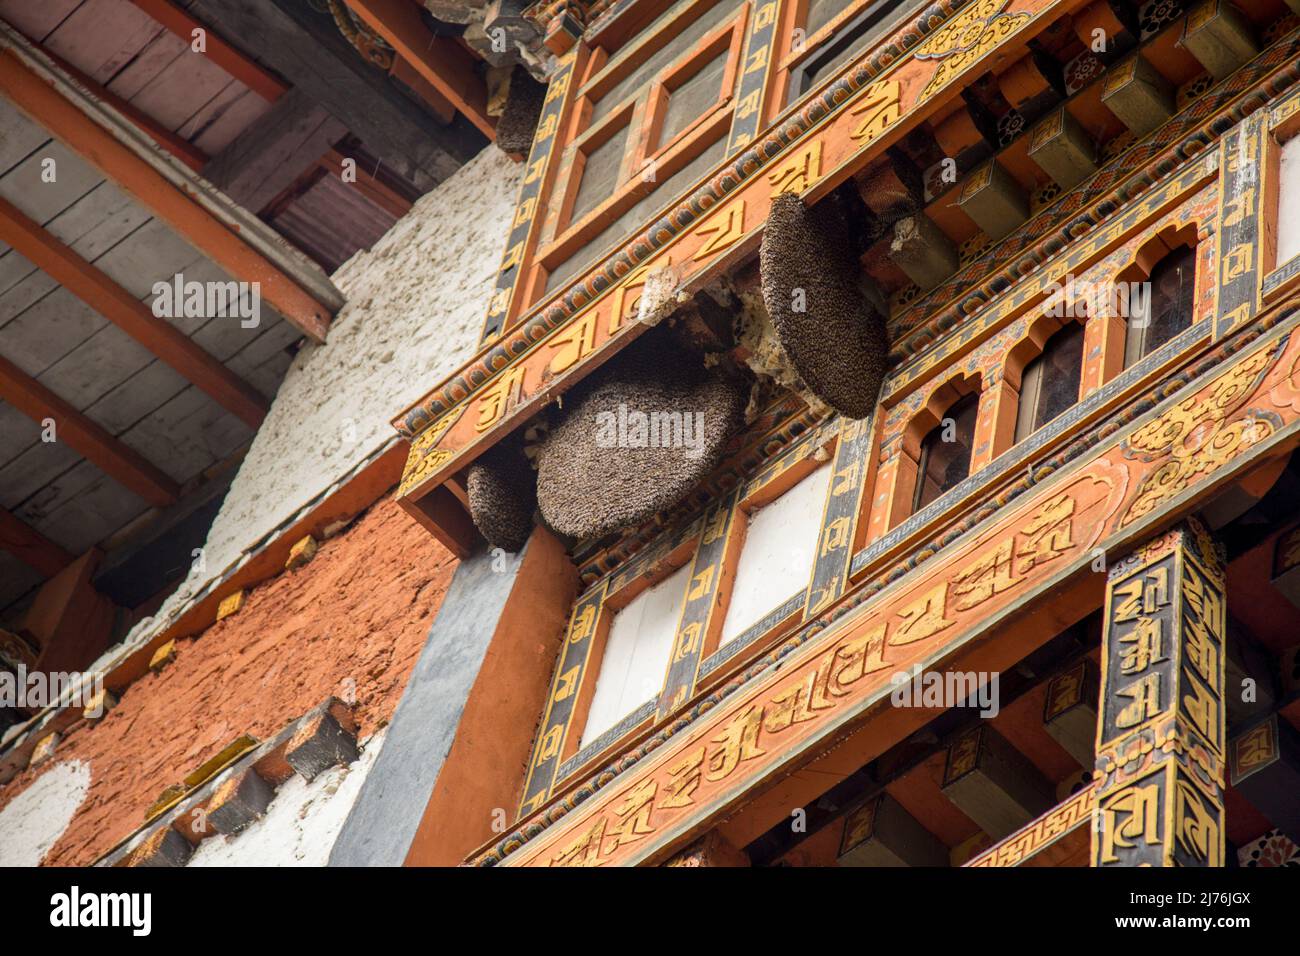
390;54;456;125
125;0;289;102
0;354;180;508
25;549;117;674
39;46;208;171
0;197;268;428
318;149;413;218
203;86;349;213
193;0;483;190
0;44;334;342
0;506;72;579
343;0;495;138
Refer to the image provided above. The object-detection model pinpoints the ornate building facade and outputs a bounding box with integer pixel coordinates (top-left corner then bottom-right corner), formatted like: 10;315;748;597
392;0;1300;868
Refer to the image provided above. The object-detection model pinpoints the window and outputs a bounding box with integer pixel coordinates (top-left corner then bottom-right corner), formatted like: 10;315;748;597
529;0;748;306
580;564;692;748
719;464;832;646
785;0;930;103
1124;247;1195;367
1015;323;1084;443
1278;135;1300;269
913;393;979;512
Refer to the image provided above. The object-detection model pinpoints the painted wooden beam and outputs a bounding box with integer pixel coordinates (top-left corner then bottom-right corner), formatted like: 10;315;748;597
0;42;335;342
126;0;290;102
203;86;349;214
24;550;117;675
0;197;268;428
0;353;180;508
0;506;72;579
318;149;413;218
343;0;495;139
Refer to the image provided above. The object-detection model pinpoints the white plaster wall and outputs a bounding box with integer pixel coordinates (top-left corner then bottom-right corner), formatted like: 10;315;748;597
1278;135;1300;269
101;147;521;660
188;729;386;867
0;760;91;866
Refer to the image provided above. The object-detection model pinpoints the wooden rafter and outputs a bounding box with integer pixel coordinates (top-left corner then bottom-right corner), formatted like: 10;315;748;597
342;0;496;139
185;0;481;190
0;506;72;579
0;354;180;508
203;87;348;214
0;41;335;342
318;149;413;218
125;0;290;102
33;44;208;171
0;197;268;428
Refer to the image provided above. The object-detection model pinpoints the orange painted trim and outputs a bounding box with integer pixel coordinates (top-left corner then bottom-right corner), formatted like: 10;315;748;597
0;48;334;342
0;197;268;429
389;54;457;125
125;0;289;103
0;506;72;579
0;353;179;508
972;377;1020;470
404;526;579;865
343;0;495;139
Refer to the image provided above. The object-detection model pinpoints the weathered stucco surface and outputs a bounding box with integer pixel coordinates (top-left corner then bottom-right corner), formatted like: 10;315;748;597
188;729;387;867
194;147;520;579
0;759;90;866
0;495;457;865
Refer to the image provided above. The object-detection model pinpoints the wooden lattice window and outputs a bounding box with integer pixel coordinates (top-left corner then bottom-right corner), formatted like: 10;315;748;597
523;0;751;305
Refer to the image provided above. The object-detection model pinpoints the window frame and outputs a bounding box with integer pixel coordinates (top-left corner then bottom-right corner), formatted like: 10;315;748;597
526;0;751;305
1122;245;1196;369
1014;320;1086;444
911;391;980;514
1262;111;1300;305
541;425;842;795
771;0;929;124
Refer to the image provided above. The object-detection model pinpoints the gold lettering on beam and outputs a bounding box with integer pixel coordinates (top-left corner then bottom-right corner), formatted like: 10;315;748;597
768;140;823;197
692;200;747;261
475;364;526;432
848;80;900;145
548;312;598;374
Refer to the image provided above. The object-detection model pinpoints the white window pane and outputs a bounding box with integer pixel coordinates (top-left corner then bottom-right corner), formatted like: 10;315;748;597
581;563;691;747
1279;136;1300;268
719;464;832;646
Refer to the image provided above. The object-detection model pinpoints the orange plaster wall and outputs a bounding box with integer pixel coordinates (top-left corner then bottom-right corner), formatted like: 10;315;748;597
0;493;457;867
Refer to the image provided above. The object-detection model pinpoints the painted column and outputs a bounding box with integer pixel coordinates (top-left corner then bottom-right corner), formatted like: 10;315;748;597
1091;516;1227;867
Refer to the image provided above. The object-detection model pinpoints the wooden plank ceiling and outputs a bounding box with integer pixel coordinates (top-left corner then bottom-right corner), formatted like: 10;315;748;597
0;0;491;628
